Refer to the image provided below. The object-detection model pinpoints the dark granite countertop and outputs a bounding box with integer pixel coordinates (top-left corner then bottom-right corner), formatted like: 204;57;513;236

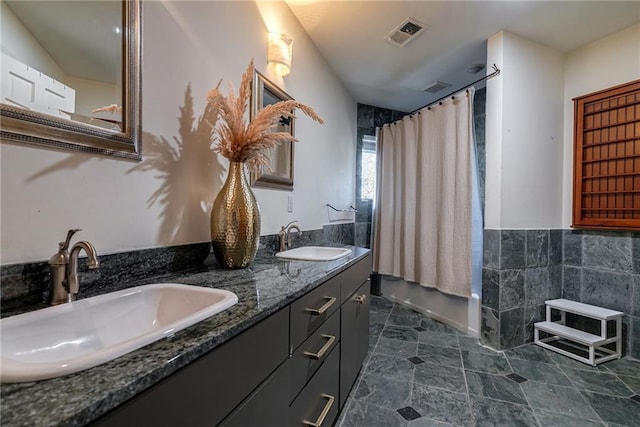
0;246;370;427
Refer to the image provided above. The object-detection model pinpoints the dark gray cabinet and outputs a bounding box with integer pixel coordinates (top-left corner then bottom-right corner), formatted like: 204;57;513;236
290;274;340;353
340;253;372;304
289;344;340;427
91;307;289;427
288;309;340;403
220;360;290;427
339;279;371;409
91;254;371;427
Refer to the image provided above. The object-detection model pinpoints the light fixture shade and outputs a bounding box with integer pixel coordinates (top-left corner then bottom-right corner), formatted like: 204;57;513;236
268;32;293;76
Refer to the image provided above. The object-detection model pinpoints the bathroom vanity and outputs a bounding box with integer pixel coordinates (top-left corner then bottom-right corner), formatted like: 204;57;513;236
0;247;371;427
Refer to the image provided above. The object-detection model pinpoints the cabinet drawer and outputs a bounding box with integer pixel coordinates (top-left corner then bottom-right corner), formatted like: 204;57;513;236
289;344;340;427
91;308;289;427
340;253;372;304
220;359;290;427
289;309;340;403
290;275;340;352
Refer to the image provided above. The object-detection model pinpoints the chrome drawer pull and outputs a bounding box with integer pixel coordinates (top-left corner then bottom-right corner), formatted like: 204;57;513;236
305;296;336;315
304;334;336;360
303;393;335;427
355;294;367;304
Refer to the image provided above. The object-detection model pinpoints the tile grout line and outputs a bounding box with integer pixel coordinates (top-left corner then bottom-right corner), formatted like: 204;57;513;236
505;351;610;425
503;354;544;427
457;334;477;425
387;303;419;419
407;306;417;417
560;364;637;399
523;377;608;425
374;302;415;425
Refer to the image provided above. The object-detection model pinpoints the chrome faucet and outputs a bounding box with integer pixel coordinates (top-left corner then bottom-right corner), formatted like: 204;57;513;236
49;229;99;305
279;221;302;252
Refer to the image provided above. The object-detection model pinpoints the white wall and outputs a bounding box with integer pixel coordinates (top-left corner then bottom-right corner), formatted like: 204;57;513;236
484;32;504;229
65;75;119;120
485;31;564;229
0;1;65;82
561;24;640;228
0;1;356;264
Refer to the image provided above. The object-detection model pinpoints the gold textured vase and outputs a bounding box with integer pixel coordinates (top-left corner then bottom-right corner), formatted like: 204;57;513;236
211;162;261;268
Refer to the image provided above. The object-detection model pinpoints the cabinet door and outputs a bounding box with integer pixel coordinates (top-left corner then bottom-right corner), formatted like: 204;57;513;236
339;279;370;409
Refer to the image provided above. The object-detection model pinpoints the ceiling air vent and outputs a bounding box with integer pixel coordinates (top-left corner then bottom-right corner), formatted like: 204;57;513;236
423;81;451;93
385;18;428;47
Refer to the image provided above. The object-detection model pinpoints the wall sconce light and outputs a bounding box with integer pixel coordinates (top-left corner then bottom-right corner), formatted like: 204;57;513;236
268;32;293;76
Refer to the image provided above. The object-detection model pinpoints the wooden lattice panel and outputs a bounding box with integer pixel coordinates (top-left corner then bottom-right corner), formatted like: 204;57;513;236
573;79;640;230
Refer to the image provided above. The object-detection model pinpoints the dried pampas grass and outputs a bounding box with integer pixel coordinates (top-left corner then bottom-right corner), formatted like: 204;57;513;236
207;60;324;170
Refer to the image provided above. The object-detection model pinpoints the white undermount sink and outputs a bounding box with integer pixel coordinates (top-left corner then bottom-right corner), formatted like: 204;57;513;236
0;283;238;383
276;246;352;261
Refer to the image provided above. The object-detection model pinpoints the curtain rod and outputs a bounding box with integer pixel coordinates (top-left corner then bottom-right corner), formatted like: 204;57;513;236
407;64;501;115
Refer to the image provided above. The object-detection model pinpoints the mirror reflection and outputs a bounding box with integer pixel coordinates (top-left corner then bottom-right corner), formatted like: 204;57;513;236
250;71;295;191
1;1;123;131
262;85;293;180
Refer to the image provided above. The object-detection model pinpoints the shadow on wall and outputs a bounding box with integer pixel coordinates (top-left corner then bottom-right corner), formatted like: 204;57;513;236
25;153;103;182
128;84;225;246
24;84;226;247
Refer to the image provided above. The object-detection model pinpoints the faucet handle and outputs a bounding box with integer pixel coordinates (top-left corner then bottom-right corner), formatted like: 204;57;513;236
50;229;80;266
59;229;81;252
283;220;299;229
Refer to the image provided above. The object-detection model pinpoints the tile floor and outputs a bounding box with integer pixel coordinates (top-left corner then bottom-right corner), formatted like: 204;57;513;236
337;295;640;427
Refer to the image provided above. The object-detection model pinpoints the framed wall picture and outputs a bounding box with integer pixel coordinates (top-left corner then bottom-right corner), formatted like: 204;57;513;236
250;70;294;191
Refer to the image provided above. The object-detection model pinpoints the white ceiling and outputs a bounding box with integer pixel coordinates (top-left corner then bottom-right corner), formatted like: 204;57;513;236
286;1;640;112
5;1;638;111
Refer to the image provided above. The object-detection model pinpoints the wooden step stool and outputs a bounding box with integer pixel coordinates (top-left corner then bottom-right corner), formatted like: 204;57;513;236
534;299;624;366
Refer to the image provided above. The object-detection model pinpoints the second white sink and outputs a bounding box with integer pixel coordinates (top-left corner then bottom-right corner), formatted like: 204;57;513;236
1;283;238;383
276;246;352;261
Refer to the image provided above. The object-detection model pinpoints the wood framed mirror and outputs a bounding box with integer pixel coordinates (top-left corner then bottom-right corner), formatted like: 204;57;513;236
0;0;142;160
250;70;295;191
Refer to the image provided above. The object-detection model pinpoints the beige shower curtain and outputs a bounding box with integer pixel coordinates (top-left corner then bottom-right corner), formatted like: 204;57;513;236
373;89;474;298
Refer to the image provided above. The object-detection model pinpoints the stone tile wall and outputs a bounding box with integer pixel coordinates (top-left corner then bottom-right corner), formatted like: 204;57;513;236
482;229;640;359
481;229;563;350
561;230;639;358
355;103;407;249
473;88;486;215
